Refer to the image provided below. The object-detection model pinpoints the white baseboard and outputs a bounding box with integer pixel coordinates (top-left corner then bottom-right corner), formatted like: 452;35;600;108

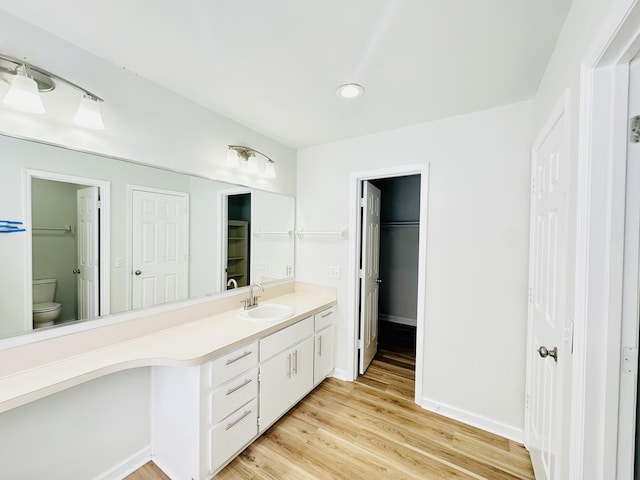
420;397;524;443
93;446;151;480
331;368;352;382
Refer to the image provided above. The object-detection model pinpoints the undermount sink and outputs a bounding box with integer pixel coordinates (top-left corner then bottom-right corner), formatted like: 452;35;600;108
236;303;294;322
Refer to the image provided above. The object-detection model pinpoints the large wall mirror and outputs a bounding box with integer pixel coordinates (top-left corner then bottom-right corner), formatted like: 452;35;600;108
0;133;295;338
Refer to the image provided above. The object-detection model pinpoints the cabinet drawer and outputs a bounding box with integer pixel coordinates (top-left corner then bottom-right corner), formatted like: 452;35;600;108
260;316;313;361
314;306;335;331
211;341;258;388
211;367;258;425
210;398;258;472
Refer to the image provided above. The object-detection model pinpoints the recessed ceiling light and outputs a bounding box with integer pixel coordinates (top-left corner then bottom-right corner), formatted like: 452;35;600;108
336;83;364;99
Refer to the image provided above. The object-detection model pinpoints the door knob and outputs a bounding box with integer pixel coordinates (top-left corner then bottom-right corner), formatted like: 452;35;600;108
376;278;382;284
72;269;80;274
538;346;558;362
134;270;142;275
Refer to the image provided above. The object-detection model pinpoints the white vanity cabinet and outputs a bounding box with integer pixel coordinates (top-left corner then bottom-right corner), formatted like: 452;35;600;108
151;341;259;480
313;306;335;385
258;316;314;432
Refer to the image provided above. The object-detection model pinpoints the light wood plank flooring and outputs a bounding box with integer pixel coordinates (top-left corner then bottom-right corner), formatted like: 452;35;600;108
127;342;534;480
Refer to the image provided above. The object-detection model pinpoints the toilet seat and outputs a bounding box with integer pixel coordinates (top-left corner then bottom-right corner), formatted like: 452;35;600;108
33;302;61;313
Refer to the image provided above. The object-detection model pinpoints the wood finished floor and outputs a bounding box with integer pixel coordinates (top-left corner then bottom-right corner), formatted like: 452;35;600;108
127;340;534;480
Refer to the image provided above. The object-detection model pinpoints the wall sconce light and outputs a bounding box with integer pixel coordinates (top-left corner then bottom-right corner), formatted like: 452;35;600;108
226;145;277;179
0;54;106;130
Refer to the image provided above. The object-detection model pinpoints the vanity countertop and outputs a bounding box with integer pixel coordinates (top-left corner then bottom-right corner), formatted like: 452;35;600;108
0;289;335;414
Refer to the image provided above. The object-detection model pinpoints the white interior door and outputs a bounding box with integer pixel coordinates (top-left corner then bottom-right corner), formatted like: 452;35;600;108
359;181;381;374
76;186;99;319
525;96;570;480
131;189;188;309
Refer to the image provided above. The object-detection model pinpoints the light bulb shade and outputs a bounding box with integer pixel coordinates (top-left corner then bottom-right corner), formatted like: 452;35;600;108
3;73;46;114
247;153;260;173
263;161;276;178
73;96;105;130
226;148;241;168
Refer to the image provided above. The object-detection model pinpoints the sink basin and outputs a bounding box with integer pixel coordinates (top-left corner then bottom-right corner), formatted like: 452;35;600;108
236;303;294;322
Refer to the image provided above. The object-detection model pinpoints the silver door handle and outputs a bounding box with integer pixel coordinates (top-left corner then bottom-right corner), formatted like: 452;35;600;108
134;270;142;275
538;346;558;362
317;336;322;357
286;354;292;378
72;269;81;274
376;278;382;284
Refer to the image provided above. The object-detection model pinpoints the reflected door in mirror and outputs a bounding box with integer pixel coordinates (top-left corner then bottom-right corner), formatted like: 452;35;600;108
131;188;189;308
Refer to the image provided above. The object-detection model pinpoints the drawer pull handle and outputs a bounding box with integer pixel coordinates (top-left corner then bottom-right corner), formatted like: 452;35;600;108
226;378;253;396
225;351;252;365
318;336;322;357
321;310;333;318
292;350;298;375
286;354;292;378
225;409;252;431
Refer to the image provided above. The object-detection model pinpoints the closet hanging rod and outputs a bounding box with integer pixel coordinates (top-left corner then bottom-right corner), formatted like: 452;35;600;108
295;229;346;239
33;225;72;233
382;221;419;227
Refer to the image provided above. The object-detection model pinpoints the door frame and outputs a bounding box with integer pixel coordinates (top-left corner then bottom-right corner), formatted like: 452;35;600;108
24;169;111;327
127;185;190;309
347;164;429;404
572;1;640;477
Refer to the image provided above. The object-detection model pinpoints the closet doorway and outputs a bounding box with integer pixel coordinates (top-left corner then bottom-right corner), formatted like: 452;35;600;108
220;189;252;290
350;165;428;404
371;175;420;353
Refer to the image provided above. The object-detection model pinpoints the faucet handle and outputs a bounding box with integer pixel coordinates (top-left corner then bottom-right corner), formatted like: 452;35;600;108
241;298;251;309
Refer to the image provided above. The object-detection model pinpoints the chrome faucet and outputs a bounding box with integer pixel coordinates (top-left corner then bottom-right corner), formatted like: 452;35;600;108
227;278;238;289
242;283;264;310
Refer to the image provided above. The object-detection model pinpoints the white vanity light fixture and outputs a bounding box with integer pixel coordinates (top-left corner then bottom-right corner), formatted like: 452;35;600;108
0;54;106;130
2;65;45;114
226;145;277;179
336;83;365;99
73;95;106;130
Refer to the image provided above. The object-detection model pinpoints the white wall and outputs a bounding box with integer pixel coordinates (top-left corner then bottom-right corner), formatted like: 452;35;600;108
0;368;150;480
296;101;534;436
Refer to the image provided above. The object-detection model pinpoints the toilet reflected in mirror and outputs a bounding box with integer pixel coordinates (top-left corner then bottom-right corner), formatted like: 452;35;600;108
32;278;62;328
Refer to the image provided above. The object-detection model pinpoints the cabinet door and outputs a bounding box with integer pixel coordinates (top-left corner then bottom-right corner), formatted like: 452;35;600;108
314;325;335;385
259;348;292;432
290;336;315;404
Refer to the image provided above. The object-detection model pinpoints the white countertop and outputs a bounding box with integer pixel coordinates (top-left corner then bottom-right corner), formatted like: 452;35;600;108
0;290;335;414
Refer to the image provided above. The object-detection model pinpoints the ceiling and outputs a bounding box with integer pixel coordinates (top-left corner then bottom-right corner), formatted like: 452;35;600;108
0;0;572;149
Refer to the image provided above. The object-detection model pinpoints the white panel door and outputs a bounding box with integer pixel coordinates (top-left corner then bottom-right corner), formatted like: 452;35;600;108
359;181;381;374
525;98;569;480
131;189;188;309
76;186;99;319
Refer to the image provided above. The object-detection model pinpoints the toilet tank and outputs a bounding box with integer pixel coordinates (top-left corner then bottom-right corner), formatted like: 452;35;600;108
33;278;57;304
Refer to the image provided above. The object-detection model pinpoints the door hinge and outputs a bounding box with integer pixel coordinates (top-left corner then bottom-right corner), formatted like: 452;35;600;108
630;115;640;143
358;338;363;350
622;346;638;374
96;200;102;208
528;287;534;302
359;197;364;208
531;178;536;195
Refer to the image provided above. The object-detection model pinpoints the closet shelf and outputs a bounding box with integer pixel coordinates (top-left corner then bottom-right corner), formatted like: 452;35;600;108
381;221;419;228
